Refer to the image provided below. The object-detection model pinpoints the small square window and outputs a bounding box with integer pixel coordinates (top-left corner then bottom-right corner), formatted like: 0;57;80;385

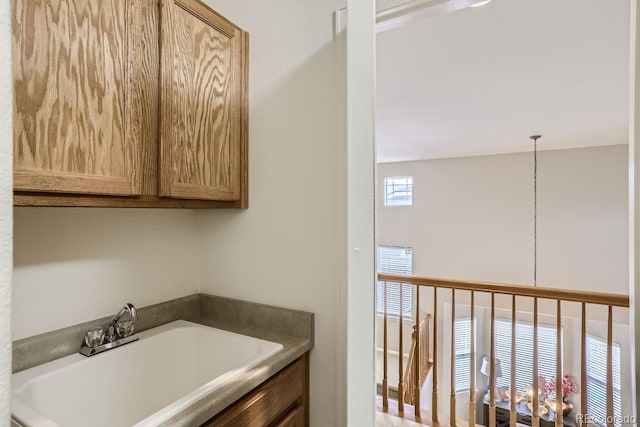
384;176;413;206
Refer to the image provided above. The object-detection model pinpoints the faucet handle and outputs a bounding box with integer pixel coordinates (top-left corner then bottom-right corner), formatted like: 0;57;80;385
84;327;105;348
116;319;135;338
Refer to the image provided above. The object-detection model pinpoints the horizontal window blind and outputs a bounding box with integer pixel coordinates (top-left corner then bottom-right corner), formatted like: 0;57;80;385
455;318;473;392
384;176;413;206
494;320;558;394
376;246;413;318
586;335;621;427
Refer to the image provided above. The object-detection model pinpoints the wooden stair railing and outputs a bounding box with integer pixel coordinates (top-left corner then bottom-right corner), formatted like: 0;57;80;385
403;313;431;407
378;273;630;427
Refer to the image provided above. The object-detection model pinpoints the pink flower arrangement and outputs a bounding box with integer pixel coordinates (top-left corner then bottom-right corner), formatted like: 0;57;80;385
545;375;579;399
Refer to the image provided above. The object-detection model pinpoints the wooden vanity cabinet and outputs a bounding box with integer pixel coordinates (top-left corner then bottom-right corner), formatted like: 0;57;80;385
12;0;249;209
203;354;309;427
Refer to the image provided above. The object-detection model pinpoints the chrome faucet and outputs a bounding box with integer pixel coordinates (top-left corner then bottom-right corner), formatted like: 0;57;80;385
105;303;138;342
79;303;140;357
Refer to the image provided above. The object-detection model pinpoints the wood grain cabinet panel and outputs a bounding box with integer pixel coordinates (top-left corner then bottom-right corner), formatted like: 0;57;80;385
159;0;246;201
12;0;146;196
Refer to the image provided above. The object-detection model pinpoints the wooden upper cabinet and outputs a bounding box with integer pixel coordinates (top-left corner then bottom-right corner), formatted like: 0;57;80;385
12;0;249;208
12;0;144;196
159;0;246;201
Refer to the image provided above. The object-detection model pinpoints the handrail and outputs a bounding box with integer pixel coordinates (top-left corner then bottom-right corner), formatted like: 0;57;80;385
403;326;417;405
403;314;431;406
378;273;630;307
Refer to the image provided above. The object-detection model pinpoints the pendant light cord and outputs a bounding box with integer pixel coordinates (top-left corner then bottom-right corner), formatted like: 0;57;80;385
530;135;541;287
534;138;537;287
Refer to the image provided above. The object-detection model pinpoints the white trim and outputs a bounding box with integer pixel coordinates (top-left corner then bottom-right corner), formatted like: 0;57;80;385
0;0;12;423
345;0;376;425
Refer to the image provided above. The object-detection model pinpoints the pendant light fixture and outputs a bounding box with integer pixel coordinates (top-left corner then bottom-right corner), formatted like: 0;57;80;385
530;135;541;286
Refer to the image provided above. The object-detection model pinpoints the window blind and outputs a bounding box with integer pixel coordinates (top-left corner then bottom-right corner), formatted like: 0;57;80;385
384;176;413;206
455;318;472;392
493;320;558;394
586;335;621;427
376;246;413;318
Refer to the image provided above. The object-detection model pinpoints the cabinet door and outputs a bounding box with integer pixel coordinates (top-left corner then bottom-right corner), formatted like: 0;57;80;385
274;407;305;427
13;0;143;196
159;0;245;201
203;359;305;427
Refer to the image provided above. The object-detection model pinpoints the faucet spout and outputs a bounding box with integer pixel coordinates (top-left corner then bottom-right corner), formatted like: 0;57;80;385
106;303;138;339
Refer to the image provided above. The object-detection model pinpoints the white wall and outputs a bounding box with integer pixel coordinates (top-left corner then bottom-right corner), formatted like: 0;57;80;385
12;209;201;340
378;144;629;294
194;0;347;425
0;0;11;423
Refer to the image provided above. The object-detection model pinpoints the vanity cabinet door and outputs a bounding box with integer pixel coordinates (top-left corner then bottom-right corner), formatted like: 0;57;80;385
159;0;248;201
12;0;146;196
203;354;309;427
274;407;305;427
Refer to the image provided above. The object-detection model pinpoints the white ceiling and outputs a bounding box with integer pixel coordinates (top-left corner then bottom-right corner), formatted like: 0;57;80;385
376;0;630;163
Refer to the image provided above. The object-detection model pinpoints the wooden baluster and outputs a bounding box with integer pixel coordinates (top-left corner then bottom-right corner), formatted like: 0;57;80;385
489;293;496;427
469;291;476;427
450;289;456;426
414;286;421;422
432;287;439;425
580;303;587;427
533;297;540;427
510;295;517;427
607;306;613;427
423;313;430;408
426;315;430;365
556;300;562;427
424;314;429;384
383;281;389;412
398;283;405;417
